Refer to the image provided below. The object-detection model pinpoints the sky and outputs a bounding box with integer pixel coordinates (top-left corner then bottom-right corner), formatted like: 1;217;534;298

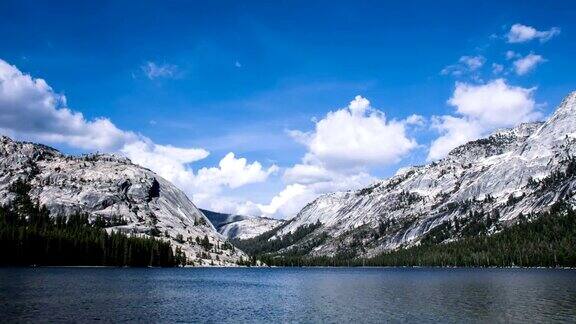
0;0;575;218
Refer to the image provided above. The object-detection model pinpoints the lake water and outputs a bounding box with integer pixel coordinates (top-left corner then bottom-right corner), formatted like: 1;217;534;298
1;267;575;323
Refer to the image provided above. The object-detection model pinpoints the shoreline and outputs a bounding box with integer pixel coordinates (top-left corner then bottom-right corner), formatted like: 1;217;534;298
3;265;575;270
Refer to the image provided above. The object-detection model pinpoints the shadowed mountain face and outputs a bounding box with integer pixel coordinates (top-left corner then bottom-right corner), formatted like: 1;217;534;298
201;209;284;240
200;209;248;228
257;91;576;259
0;137;246;265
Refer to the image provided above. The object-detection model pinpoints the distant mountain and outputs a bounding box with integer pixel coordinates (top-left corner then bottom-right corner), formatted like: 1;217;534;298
201;209;285;240
200;209;248;228
0;136;246;266
239;91;576;263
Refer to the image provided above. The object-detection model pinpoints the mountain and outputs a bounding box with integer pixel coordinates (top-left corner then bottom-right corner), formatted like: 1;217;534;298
244;91;576;261
201;209;285;240
200;209;248;228
0;136;246;266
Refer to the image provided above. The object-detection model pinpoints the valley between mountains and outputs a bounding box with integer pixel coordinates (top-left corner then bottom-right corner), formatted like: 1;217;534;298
2;91;576;267
233;91;576;266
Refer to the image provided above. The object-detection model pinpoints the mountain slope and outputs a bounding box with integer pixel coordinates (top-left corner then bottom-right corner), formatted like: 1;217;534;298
201;208;285;240
260;91;576;259
200;209;248;228
0;136;246;266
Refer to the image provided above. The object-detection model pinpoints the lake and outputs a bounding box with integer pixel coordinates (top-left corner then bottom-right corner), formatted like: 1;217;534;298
1;267;575;322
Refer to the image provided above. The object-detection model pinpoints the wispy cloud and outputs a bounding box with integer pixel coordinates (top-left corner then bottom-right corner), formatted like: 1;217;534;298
441;55;485;77
506;23;560;43
491;63;504;75
141;61;180;80
513;53;546;75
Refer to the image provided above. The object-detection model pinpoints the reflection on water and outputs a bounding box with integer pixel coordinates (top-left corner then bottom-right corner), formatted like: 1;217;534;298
1;268;575;322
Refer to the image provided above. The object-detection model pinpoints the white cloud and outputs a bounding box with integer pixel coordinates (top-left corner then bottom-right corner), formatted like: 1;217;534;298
428;79;541;160
428;116;484;160
459;56;485;71
492;63;504;74
107;144;278;212
448;79;538;125
506;24;560;43
144;150;279;211
141;61;179;79
246;96;419;218
195;153;278;190
513;53;546;75
283;163;333;185
290;95;418;170
405;114;426;126
253;183;308;217
0;58;275;212
0;59;138;151
505;50;518;60
441;55;485;77
120;140;208;187
252;170;375;218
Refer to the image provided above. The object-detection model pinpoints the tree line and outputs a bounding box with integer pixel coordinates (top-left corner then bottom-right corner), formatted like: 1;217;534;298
0;180;186;267
249;201;576;267
232;220;323;256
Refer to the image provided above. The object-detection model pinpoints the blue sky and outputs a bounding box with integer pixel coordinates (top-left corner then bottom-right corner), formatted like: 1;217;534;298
0;1;575;218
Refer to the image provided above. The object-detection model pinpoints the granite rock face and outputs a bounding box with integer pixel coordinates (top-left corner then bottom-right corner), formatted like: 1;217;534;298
201;209;285;240
0;137;246;265
272;91;576;258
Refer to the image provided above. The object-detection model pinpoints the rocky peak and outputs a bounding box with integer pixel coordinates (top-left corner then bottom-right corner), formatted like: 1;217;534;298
81;153;133;164
520;92;576;160
535;91;576;136
446;122;542;163
555;91;576;114
271;90;576;259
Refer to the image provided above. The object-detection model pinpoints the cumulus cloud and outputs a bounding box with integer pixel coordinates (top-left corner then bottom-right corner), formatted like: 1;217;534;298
448;80;538;124
405;114;426;126
155;151;278;211
283;163;334;185
141;61;179;79
251;170;375;218
195;153;278;190
248;96;419;218
289;95;418;170
428;79;541;160
506;24;560;43
513;53;546;75
428;116;484;160
117;144;277;217
252;183;308;217
119;140;207;186
0;60;138;150
0;58;275;211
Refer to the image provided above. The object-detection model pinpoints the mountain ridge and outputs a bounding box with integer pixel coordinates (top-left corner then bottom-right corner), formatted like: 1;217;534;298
250;91;576;260
201;208;285;240
0;136;246;266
